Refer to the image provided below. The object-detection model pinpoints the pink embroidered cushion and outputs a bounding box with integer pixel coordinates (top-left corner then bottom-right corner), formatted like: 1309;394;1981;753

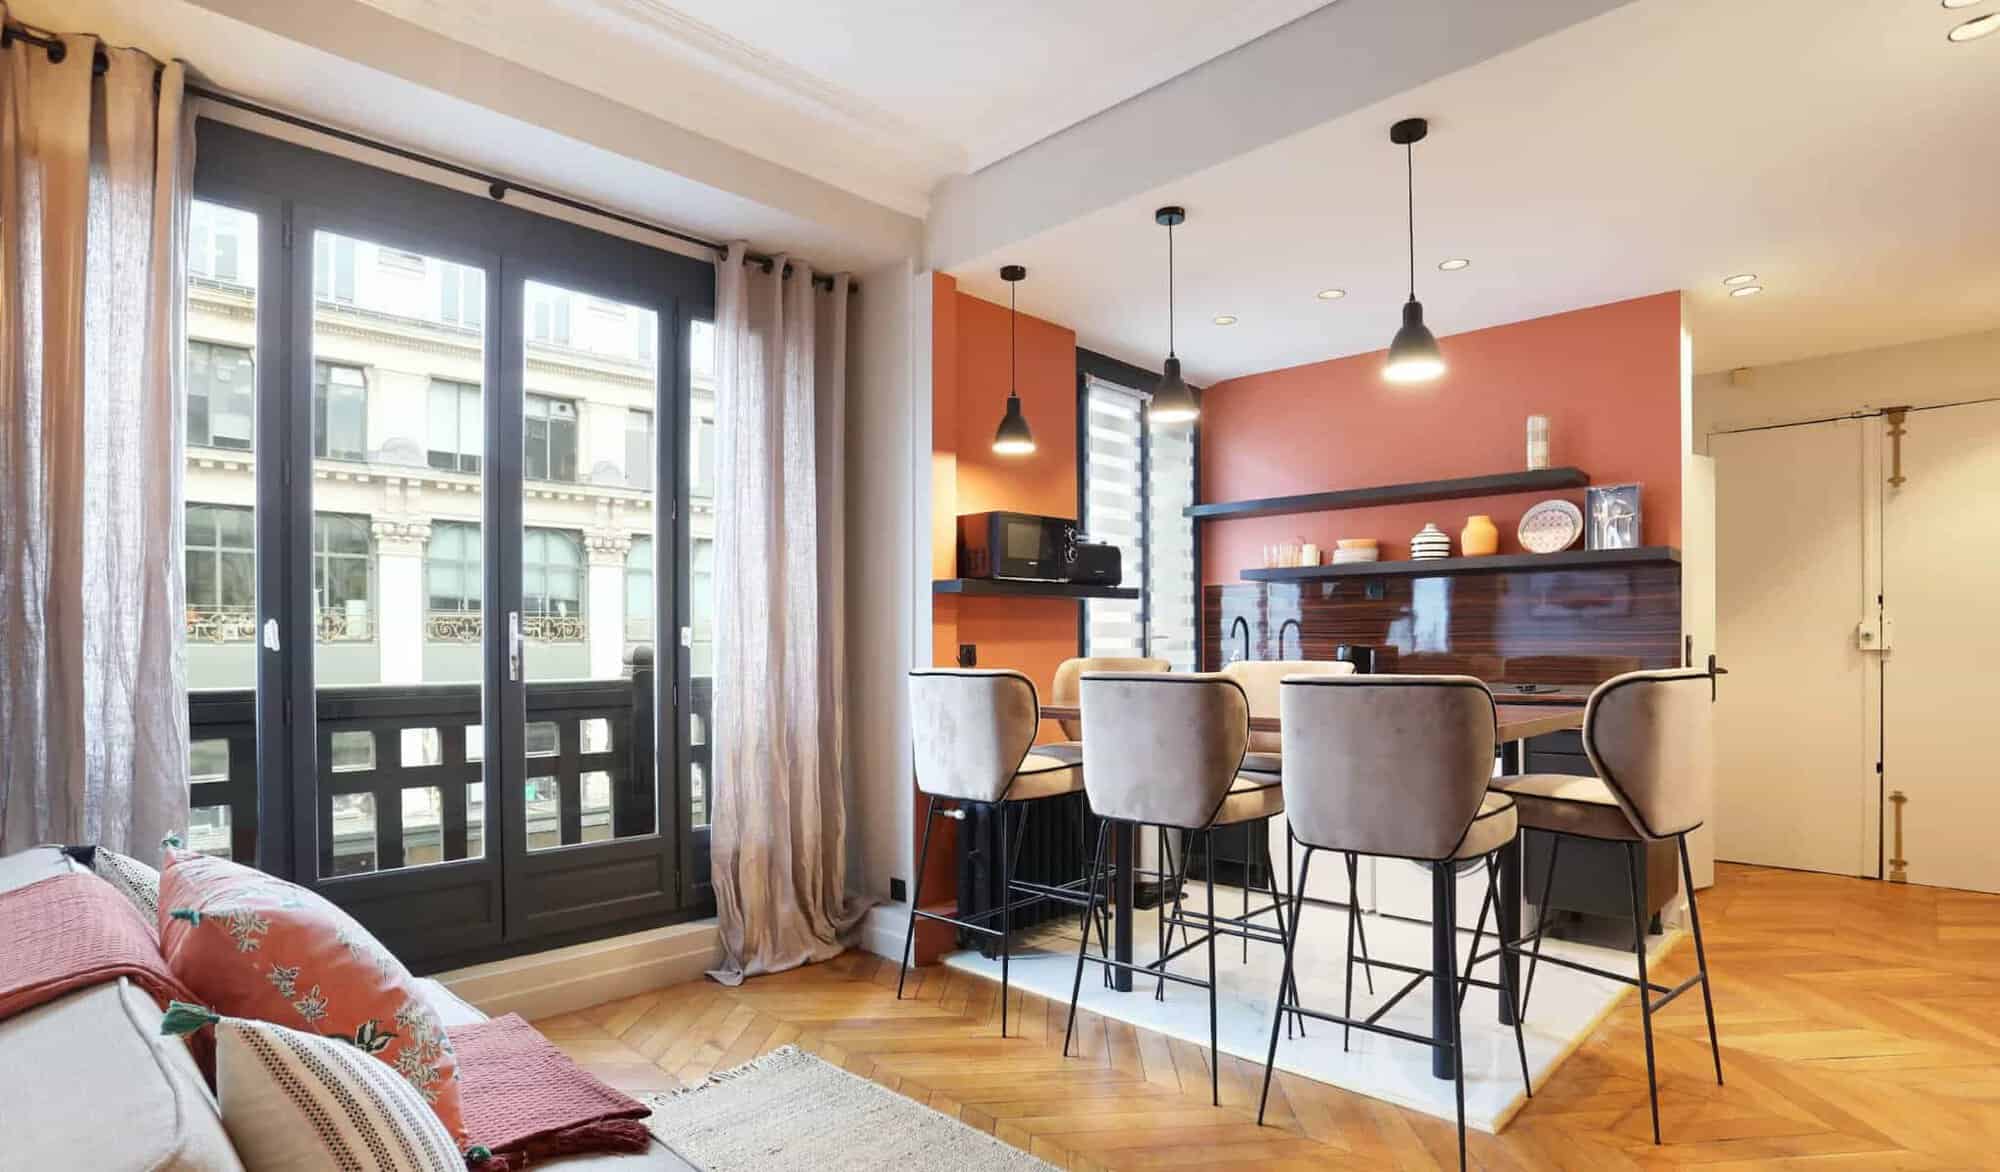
156;848;468;1150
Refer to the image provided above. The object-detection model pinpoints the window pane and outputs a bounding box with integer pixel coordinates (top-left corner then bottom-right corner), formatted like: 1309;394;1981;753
311;229;487;879
185;199;261;718
521;279;658;847
688;319;717;828
1083;378;1146;660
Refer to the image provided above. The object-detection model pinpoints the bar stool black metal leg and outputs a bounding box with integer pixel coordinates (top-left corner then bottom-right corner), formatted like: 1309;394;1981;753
1456;857;1495;1013
1628;840;1662;1144
1347;852;1374;994
1342;854;1359;1053
1243;821;1253;963
1063;822;1111;1059
1259;846;1315;1125
1489;853;1533;1098
1278;828;1304;1039
998;800;1012;1038
1205;829;1220;1106
1442;863;1468;1172
1263;827;1302;1040
1522;834;1562;1017
1156;826;1168;991
897;796;938;1002
1678;833;1724;1087
1159;831;1195;1001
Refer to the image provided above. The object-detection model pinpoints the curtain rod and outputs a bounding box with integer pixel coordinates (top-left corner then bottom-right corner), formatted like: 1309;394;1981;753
2;17;855;294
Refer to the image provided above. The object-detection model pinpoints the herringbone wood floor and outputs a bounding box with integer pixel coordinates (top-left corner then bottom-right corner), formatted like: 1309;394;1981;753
539;864;2000;1169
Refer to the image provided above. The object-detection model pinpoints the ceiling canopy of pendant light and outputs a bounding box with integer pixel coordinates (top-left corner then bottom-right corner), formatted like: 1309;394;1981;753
1383;117;1446;386
1151;206;1200;423
992;264;1035;455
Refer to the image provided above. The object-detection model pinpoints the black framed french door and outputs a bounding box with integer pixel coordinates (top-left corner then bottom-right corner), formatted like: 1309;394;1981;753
190;121;714;970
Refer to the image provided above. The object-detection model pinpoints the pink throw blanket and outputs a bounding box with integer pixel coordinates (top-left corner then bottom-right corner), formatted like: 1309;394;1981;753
449;1012;652;1168
0;871;195;1021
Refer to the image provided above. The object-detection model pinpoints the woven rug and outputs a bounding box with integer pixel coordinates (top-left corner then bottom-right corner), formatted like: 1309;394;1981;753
641;1046;1057;1171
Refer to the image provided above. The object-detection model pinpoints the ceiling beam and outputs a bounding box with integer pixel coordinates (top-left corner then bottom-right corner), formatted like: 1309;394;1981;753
924;0;1634;272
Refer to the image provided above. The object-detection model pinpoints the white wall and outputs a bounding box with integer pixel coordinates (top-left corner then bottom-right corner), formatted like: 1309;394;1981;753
843;261;924;957
1696;327;2000;451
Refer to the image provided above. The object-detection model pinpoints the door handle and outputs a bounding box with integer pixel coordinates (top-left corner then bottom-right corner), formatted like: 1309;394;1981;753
509;611;523;681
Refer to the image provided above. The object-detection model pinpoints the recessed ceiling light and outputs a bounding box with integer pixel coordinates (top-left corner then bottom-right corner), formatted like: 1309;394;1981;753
1212;314;1238;326
1438;258;1471;271
1949;12;1999;40
1316;288;1347;301
1729;285;1764;298
1941;0;1983;9
1722;273;1758;286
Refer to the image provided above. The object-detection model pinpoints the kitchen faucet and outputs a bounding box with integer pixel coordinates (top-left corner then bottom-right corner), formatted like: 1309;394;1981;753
1277;618;1302;660
1228;616;1251;663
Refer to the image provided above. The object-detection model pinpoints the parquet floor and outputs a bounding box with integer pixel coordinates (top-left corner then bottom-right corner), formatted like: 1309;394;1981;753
538;864;2000;1169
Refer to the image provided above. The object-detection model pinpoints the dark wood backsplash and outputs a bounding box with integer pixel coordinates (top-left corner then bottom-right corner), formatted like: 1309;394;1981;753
1203;564;1681;683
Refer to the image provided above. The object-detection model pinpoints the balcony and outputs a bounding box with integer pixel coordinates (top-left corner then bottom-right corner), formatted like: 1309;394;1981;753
187;649;714;869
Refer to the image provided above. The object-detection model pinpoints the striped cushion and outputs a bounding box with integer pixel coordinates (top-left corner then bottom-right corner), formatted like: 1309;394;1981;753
214;1015;463;1172
88;846;161;924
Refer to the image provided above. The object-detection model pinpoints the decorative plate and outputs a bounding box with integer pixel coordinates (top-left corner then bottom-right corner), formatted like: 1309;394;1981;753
1517;499;1583;553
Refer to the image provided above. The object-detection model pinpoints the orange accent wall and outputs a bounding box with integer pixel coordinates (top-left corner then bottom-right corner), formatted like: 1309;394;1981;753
1199;292;1684;585
915;274;1080;963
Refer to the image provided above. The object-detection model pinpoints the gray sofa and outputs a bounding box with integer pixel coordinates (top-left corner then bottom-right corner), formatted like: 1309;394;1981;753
0;846;690;1171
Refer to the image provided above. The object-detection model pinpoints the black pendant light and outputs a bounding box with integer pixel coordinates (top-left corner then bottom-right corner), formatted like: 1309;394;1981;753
1151;206;1200;423
992;265;1035;456
1383;117;1447;385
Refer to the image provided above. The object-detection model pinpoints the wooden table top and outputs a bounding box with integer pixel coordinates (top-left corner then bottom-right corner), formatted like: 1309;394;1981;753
1037;702;1583;741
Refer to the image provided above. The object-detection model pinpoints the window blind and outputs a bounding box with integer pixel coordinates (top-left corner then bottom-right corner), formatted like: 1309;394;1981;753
1081;375;1196;669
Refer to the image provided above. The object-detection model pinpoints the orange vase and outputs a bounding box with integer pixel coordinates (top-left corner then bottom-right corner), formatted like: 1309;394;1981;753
1460;514;1499;557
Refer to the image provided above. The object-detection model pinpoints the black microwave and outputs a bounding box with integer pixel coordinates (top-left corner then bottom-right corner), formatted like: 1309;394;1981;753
957;511;1078;581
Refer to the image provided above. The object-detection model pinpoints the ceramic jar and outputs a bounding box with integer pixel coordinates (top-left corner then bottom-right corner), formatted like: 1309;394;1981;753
1460;514;1499;557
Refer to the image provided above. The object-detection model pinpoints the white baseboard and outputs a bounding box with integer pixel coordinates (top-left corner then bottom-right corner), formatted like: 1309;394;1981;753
434;919;721;1021
859;905;909;962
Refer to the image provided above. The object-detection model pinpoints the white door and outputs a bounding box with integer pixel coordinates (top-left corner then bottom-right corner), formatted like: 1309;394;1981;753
1882;400;2000;894
1712;420;1880;877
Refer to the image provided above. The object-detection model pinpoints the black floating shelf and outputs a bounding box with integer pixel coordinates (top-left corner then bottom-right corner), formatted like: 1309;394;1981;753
1241;546;1680;582
1185;467;1589;521
933;578;1140;600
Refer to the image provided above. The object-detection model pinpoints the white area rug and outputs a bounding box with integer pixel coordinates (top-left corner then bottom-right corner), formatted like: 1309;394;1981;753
642;1045;1058;1172
946;883;1681;1134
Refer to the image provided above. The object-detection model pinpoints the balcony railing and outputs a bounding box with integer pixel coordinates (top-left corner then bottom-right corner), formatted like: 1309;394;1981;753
424;610;585;644
187;649;713;871
186;606;372;643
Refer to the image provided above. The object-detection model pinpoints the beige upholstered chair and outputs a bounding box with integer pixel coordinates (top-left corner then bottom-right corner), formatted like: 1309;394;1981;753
1221;659;1354;772
1257;674;1528;1171
1220;659;1360;970
1061;672;1293;1106
900;669;1088;1038
1047;655;1170;749
1492;668;1721;1145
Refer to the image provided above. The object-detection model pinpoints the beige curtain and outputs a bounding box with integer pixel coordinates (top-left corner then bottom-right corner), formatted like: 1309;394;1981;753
0;13;193;855
708;243;869;984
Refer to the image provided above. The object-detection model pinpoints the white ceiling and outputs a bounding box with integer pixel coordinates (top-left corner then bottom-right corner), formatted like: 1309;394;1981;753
350;0;1335;216
949;0;2000;377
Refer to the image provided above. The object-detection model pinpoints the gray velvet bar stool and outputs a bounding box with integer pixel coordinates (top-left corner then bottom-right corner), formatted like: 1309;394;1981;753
1493;667;1723;1145
900;669;1097;1037
1224;659;1372;978
1257;674;1531;1172
1049;656;1169;959
1061;671;1294;1106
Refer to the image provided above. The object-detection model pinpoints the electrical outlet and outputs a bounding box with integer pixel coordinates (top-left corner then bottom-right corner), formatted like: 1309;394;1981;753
889;877;907;903
957;643;976;667
1365;579;1387;601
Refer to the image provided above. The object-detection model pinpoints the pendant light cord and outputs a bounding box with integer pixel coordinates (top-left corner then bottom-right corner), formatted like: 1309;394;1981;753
1009;280;1017;395
1167;220;1177;358
1405;142;1416;301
